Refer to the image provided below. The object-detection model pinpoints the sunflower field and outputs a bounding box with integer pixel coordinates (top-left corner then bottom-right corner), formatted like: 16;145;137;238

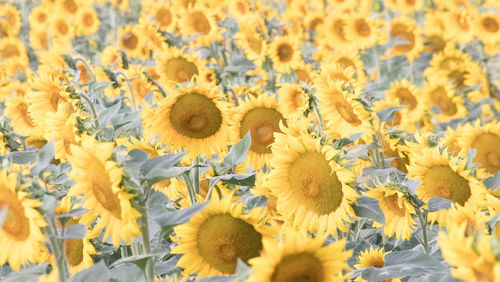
3;0;500;281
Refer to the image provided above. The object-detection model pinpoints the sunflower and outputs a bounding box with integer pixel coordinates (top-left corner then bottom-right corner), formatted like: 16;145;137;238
457;120;500;177
406;147;487;226
58;0;79;15
27;71;72;130
5;95;39;136
354;247;401;282
0;4;21;38
424;46;473;79
29;5;50;31
171;194;275;278
320;12;352;52
236;19;267;66
0;170;47;271
344;14;379;50
476;12;500;47
387;18;423;62
0;37;28;65
315;79;371;139
277;83;309;119
424;78;467;123
157;47;200;84
50;15;74;46
268;133;360;234
100;45;123;68
233;94;285;169
439;223;499;282
44;103;80;162
118;26;145;59
247;230;352;282
304;10;325;36
67;136;141;247
124;65;155;103
326;0;357;10
313;62;355;87
445;9;474;45
141;0;177;31
327;52;367;88
422;30;448;54
180;6;219;46
29;28;50;50
440;124;466;156
365;184;416;240
142;81;233;159
251;172;284;225
464;64;491;103
228;0;250;17
382;78;425;131
268;35;302;73
75;5;100;36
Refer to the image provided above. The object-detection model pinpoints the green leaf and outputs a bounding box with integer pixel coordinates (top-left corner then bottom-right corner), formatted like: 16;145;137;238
41;194;57;212
61;54;77;70
209;173;256;188
146;167;191;185
224;131;251;167
141;152;188;178
109;264;144;282
71;261;111;282
31;141;54;177
376;106;406;122
151;201;209;228
56;207;88;219
61;224;86;239
352;196;385;223
332;132;364;149
486;212;500;233
427;197;452;212
88;81;112;94
484;172;500;190
110;253;158;270
8;151;37;164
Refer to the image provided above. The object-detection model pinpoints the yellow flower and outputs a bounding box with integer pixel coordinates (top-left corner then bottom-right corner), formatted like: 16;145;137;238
268;133;360;234
0;170;48;270
344;14;380;50
118;26;145;59
268;35;302;73
406;147;487;226
50;14;74;46
75;5;100;36
354;247;401;282
141;0;177;31
235;17;267;66
171;194;275;278
44;103;81;162
365;184;416;240
142;81;233;159
248;230;352;282
277;83;309;119
234;94;286;169
476;12;500;46
180;6;220;46
386;18;423;62
424;77;467;123
0;4;21;38
157;47;201;84
67;136;141;247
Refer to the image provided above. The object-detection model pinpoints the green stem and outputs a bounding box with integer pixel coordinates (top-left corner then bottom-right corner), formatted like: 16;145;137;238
194;157;200;195
313;97;324;131
140;207;154;281
74;58;96;82
182;172;196;205
77;91;100;129
45;215;69;282
116;71;137;111
417;210;429;254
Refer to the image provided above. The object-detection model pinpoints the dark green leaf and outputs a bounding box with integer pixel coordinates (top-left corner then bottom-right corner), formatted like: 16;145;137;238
224;131;251;167
61;54;77;70
353;196;385;223
8;151;36;164
141;152;188;177
486;212;500;233
428;197;452;212
376;106;406;122
71;261;111;282
152;201;209;228
146;167;191;185
61;224;86;239
484;172;500;190
209;173;256;188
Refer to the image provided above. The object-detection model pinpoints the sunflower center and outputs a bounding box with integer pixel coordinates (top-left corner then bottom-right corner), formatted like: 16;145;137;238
391;24;415;52
164;57;199;83
240;107;284;154
335;101;362;125
91;178;122;218
197;214;263;274
170;92;223;139
333;19;348;42
295;69;311;83
337;58;355;69
381;194;406;217
277;44;294;62
56;20;69;35
156;7;172;27
0;195;30;241
37;12;47;23
288;152;344;215
395;88;417;110
65;238;84;266
247;35;263;54
18;103;35;127
0;44;19;59
482;17;499;33
122;32;138;50
291;89;306;110
431;87;457;116
271;252;324;282
448;70;467;88
63;0;78;14
355;19;371;37
82;12;94;27
421;165;471;206
471;133;500;174
190;12;210;34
